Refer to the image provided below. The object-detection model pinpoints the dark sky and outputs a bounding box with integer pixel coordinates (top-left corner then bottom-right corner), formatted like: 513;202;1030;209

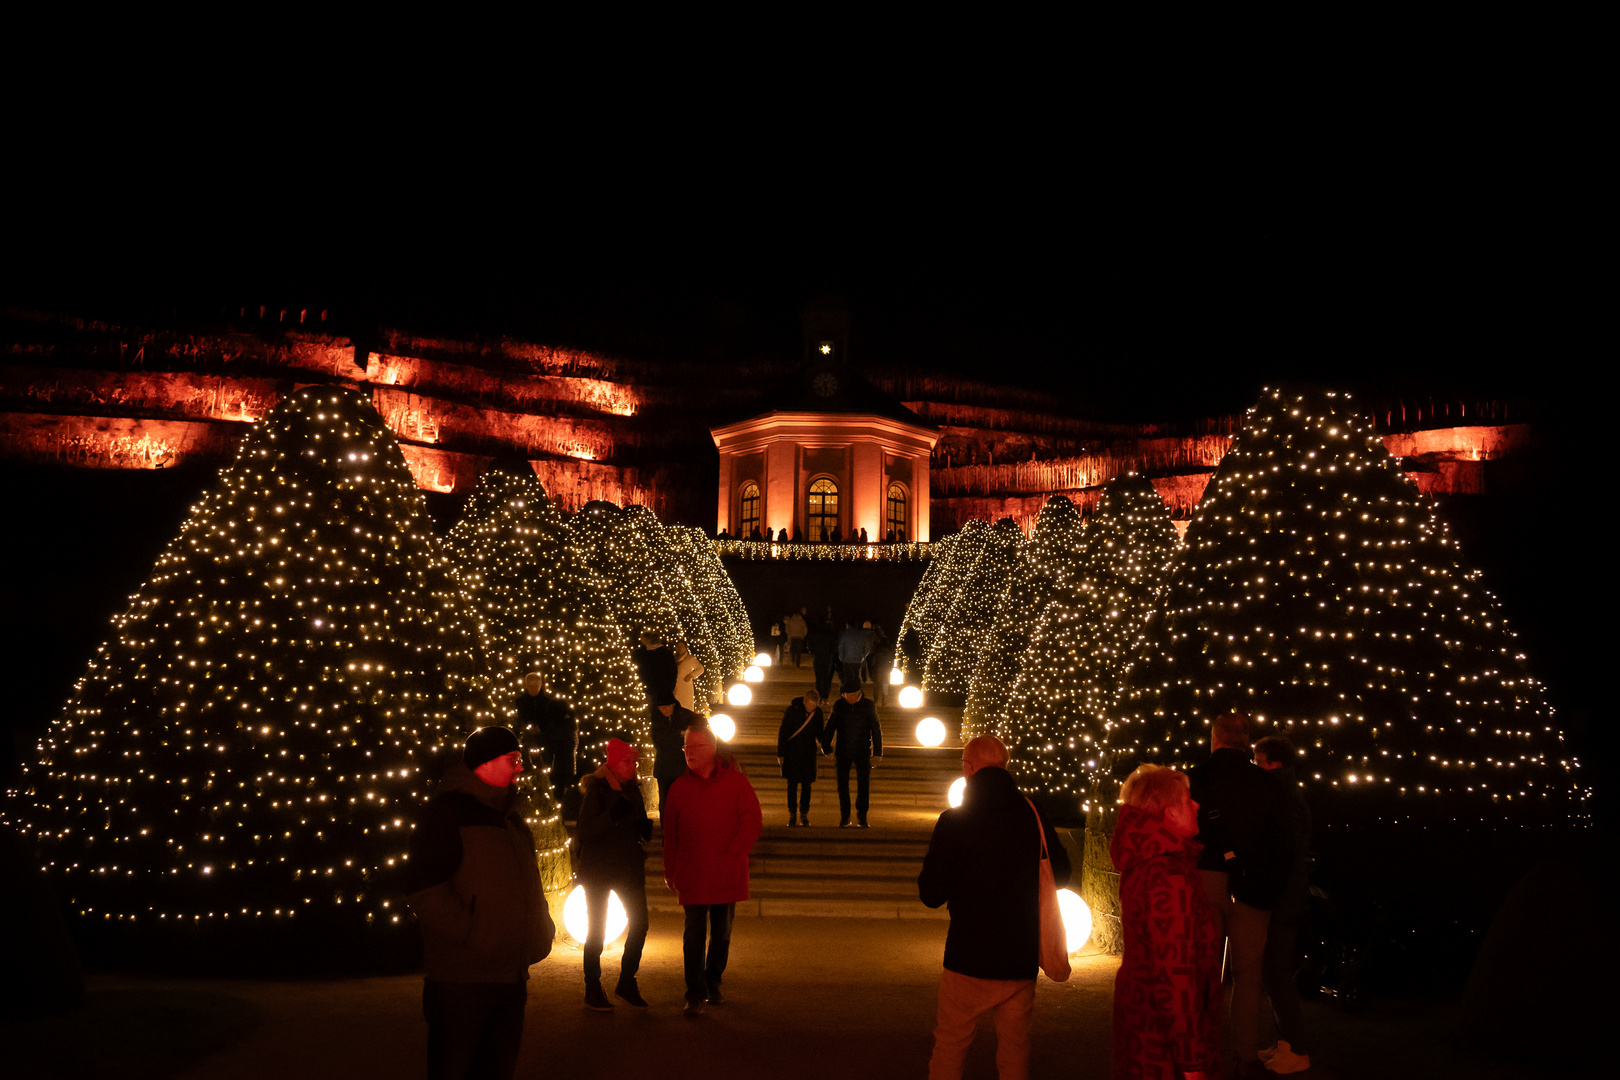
4;93;1595;422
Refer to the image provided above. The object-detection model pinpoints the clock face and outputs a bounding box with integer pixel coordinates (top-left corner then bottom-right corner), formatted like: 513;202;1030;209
813;372;838;397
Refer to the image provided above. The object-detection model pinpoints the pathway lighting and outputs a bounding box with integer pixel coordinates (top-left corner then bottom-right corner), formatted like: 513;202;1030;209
898;685;924;709
710;713;736;742
1057;888;1092;951
916;717;946;746
743;665;764;683
726;683;753;707
948;776;966;807
563;884;626;945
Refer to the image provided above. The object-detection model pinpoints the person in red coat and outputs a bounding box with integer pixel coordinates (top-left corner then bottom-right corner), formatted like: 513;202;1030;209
1111;763;1222;1080
661;726;763;1015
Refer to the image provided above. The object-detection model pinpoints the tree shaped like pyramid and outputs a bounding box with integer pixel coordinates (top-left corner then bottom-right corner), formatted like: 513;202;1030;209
906;519;990;676
1004;473;1178;806
668;525;753;684
566;502;682;671
13;387;492;961
897;530;960;679
925;518;1026;694
623;505;721;709
963;496;1086;739
1110;386;1587;830
441;465;647;766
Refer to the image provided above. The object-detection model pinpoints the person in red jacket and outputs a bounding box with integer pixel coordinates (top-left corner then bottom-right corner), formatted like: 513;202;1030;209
1111;763;1222;1080
661;726;763;1015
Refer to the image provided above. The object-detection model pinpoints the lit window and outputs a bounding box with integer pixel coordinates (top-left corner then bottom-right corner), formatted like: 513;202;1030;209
740;483;761;537
808;478;839;541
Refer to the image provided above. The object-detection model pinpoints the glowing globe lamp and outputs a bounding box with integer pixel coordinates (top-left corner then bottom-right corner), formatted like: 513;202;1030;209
898;685;924;709
948;776;966;808
726;683;753;707
743;665;764;683
754;652;773;667
710;713;736;742
563;884;627;945
889;667;903;686
916;717;946;747
1056;888;1092;951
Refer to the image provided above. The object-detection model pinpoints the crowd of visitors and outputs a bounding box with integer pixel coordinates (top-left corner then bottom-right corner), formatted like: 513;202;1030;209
407;629;1310;1080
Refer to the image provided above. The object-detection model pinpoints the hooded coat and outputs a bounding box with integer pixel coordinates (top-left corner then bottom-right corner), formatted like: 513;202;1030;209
661;756;763;906
406;766;554;984
1110;803;1222;1080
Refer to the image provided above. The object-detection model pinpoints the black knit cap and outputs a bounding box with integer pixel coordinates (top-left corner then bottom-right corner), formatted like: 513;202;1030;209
464;726;521;770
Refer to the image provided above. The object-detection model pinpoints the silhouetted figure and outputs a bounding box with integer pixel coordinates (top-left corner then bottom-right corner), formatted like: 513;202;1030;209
577;738;652;1012
777;690;825;826
821;686;882;828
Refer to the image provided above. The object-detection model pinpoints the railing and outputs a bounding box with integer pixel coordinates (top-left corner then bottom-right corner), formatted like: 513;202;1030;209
714;539;933;561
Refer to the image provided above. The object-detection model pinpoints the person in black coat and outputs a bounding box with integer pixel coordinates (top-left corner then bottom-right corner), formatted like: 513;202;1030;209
804;619;838;702
918;735;1070;1078
776;690;825;827
650;690;705;815
633;633;677;707
515;671;576;801
820;687;883;827
1254;734;1313;1074
575;738;653;1011
1188;711;1292;1073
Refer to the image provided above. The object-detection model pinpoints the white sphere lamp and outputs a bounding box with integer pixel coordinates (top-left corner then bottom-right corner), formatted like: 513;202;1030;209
889;667;903;686
1057;888;1092;951
743;665;764;683
948;775;966;808
754;652;772;667
726;683;753;707
898;685;924;709
563;884;627;945
710;714;736;742
916;717;946;747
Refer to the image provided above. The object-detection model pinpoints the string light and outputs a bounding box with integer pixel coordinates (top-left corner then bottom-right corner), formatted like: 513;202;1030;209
1107;386;1587;830
8;388;494;941
1002;475;1178;808
924;518;1025;693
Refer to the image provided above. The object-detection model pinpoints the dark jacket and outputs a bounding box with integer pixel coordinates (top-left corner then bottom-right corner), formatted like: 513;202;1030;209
406;766;554;983
662;756;763;906
1111;803;1221;1079
1268;765;1313;921
650;704;705;783
515;689;573;749
777;698;825;782
633;644;678;702
835;627;870;664
918;766;1071;980
805;622;836;662
575;764;652;879
822;695;883;760
1187;746;1292;909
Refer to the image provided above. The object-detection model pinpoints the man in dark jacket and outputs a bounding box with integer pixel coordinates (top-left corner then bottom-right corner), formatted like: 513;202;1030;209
515;671;576;800
633;632;677;707
821;686;883;827
919;735;1070;1079
835;621;870;693
650;690;705;815
576;738;653;1012
776;689;824;826
805;618;838;701
407;727;555;1080
1254;734;1313;1075
1188;712;1292;1075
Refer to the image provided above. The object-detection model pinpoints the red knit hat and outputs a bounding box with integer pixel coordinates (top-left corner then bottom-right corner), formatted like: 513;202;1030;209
607;738;636;769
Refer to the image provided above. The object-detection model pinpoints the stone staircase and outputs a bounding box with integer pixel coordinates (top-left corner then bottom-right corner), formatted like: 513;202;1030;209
646;658;967;919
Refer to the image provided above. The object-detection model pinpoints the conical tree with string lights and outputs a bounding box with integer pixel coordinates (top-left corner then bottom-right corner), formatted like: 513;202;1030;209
963;496;1086;739
898;529;961;679
1108;385;1586;833
441;465;647;770
1003;475;1177;805
908;519;989;674
669;524;752;684
13;387;492;968
624;506;721;709
566;502;683;657
926;518;1025;694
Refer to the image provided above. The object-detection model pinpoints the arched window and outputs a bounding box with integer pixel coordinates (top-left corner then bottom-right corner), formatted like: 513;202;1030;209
807;478;839;541
886;483;907;540
740;482;761;538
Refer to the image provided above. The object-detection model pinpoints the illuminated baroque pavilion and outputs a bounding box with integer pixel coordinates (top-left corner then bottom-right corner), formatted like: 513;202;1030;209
709;339;940;543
